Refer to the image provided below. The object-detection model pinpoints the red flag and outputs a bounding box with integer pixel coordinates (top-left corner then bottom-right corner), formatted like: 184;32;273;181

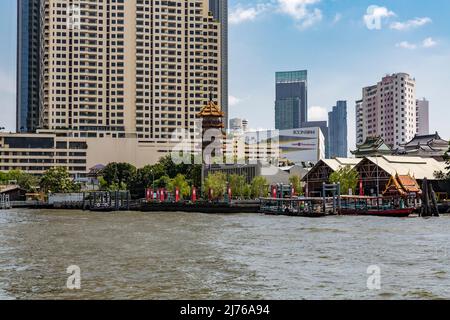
192;187;197;203
209;188;214;201
272;186;277;199
175;188;180;203
228;187;232;200
359;178;364;196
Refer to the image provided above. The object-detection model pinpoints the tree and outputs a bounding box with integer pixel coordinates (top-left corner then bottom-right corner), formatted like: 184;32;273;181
101;163;136;190
251;176;268;199
168;174;191;199
204;172;227;200
228;174;246;199
289;175;303;196
0;170;39;192
40;167;80;194
329;165;359;195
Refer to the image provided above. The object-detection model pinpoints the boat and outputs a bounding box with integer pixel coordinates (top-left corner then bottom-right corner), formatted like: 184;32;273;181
339;196;414;217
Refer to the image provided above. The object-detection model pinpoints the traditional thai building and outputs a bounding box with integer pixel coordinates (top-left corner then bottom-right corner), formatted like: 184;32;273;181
301;158;362;196
393;132;449;161
383;173;422;198
351;136;393;158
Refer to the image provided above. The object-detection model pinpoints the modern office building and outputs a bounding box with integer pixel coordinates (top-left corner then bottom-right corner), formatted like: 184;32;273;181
279;127;325;165
357;73;417;149
301;121;328;158
209;0;228;129
416;98;430;136
328;101;348;158
275;70;308;130
39;0;222;140
16;0;42;133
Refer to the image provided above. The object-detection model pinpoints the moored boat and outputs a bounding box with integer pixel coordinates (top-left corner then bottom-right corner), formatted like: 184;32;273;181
340;196;414;217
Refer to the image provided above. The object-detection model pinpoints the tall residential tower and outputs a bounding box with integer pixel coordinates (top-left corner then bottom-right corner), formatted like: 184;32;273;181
209;0;228;129
356;73;417;149
275;70;308;130
37;0;222;140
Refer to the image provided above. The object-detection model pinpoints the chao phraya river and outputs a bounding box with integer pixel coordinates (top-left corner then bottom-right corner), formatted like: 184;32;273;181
1;209;450;299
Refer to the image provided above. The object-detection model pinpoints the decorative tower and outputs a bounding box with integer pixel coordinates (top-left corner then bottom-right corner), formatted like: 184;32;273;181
197;93;225;165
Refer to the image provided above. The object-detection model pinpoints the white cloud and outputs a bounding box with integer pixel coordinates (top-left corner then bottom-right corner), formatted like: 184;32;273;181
363;5;395;30
229;95;242;107
396;41;417;50
229;4;270;25
277;0;323;29
333;13;342;24
390;17;432;31
230;0;322;29
308;106;328;121
422;37;437;48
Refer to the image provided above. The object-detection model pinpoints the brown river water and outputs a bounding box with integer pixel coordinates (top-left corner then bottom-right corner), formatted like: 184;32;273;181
1;209;450;300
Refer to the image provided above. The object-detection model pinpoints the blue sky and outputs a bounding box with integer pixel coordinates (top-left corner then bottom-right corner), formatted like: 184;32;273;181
1;0;449;149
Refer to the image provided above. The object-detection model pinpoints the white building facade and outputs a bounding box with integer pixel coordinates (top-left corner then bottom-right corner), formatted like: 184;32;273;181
357;73;417;148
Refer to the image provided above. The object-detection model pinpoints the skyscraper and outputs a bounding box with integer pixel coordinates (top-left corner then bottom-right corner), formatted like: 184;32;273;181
357;73;417;149
328;101;348;158
38;0;222;140
416;98;430;136
209;0;228;129
275;70;308;130
16;0;42;133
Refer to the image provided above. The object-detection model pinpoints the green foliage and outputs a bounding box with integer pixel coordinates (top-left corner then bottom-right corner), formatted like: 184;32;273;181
251;176;268;199
101;163;137;190
39;167;80;194
168;174;191;199
242;184;252;200
289;175;303;196
204;172;227;200
228;174;246;199
0;170;39;192
329;165;359;195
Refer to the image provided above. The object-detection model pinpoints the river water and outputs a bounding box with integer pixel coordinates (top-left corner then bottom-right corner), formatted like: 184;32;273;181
1;209;450;300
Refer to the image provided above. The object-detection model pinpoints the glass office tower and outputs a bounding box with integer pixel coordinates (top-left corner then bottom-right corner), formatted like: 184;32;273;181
328;101;348;158
17;0;42;133
275;70;308;130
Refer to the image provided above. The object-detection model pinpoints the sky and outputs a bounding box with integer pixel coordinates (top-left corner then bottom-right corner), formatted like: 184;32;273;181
1;0;450;151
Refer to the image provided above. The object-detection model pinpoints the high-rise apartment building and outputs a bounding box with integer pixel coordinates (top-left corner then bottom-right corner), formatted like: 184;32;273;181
416;98;430;136
355;99;364;146
209;0;228;129
357;73;417;148
38;0;222;140
17;0;42;133
328;101;347;158
275;70;308;130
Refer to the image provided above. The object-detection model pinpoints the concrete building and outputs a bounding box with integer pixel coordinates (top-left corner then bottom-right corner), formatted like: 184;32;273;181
355;99;364;146
229;118;246;134
275;70;308;130
279;128;325;165
17;0;42;133
416;98;430;136
328;101;348;158
357;73;417;149
209;0;228;129
39;0;222;141
0;131;171;177
301;121;329;158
